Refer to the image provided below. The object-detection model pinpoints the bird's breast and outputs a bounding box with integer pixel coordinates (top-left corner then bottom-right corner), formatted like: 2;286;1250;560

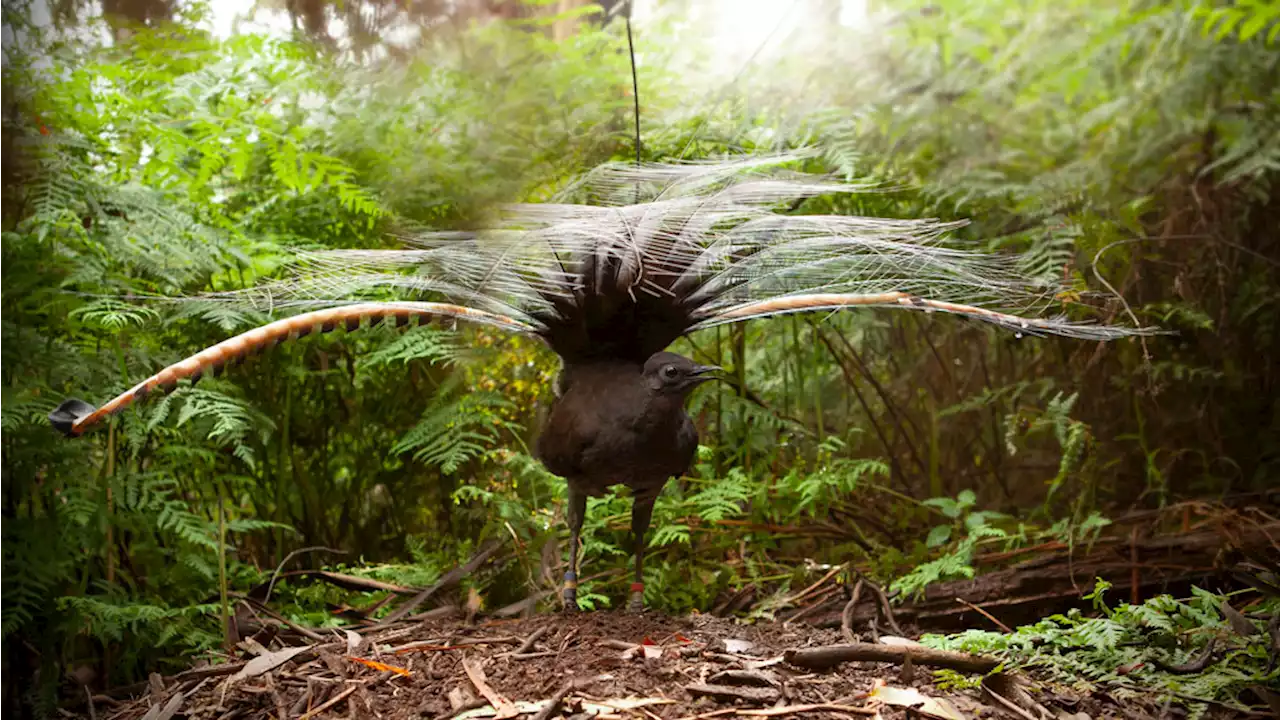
535;363;699;494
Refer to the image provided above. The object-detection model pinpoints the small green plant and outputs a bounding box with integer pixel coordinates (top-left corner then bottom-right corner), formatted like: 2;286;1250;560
890;491;1011;601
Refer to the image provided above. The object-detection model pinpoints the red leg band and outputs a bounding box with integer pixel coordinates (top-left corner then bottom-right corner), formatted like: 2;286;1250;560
630;583;644;593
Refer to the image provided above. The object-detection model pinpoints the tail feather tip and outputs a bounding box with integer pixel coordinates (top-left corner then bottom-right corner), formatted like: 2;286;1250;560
49;398;96;438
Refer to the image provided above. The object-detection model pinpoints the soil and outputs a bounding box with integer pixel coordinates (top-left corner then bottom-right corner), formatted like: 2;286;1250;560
72;611;1237;720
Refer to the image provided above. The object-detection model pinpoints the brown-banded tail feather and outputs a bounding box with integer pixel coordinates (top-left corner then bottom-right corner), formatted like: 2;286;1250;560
48;302;535;438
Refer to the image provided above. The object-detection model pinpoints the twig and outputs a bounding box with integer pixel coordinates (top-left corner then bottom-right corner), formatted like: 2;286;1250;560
235;597;326;643
1151;639;1218;674
841;580;865;643
263;546;347;605
601;639;641;651
980;679;1039;720
783;642;998;673
955;598;1012;633
866;577;904;637
297;685;356;720
84;686;97;720
707;669;780;688
374;541;503;627
686;683;780;704
785;587;840;625
265;673;287;720
557;627;579;654
782;565;843;607
531;681;574;720
509;651;556;661
503;626;548;657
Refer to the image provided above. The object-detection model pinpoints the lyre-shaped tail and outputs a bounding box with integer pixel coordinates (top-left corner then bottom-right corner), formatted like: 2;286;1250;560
696;292;1159;340
50;302;534;437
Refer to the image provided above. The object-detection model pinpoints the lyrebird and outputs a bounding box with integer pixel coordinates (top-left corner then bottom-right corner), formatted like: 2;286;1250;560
50;155;1145;611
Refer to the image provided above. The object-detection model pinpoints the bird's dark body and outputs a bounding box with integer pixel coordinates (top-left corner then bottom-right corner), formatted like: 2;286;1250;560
537;360;699;501
533;351;716;611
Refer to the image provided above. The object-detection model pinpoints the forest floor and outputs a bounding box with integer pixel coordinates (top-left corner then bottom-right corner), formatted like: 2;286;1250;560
75;610;1260;720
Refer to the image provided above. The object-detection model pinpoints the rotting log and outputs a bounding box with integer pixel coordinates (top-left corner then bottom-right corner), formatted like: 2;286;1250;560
809;519;1280;632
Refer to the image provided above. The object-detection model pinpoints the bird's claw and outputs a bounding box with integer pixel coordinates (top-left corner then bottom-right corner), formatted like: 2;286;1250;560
626;583;645;614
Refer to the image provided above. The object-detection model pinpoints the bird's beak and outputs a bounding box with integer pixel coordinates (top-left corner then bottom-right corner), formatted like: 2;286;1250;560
690;364;723;383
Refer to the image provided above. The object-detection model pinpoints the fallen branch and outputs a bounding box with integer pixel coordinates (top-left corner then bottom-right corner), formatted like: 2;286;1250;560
783;642;998;673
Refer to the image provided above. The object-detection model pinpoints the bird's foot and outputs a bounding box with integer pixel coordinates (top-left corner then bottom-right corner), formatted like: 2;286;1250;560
626;583;645;614
562;571;579;613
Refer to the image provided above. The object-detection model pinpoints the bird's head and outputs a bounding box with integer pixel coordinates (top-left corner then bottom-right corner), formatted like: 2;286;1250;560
643;352;721;396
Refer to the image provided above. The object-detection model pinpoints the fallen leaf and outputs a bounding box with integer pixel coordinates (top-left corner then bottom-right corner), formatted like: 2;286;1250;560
344;629;363;654
1221;601;1261;637
869;682;965;720
878;636;923;648
229;646;311;683
724;639;755;653
463;657;518;719
346;656;411;677
642;643;664;660
744;656;785;670
139;692;185;720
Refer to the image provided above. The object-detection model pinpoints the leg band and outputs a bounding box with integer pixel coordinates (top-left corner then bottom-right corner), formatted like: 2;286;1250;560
630;582;644;593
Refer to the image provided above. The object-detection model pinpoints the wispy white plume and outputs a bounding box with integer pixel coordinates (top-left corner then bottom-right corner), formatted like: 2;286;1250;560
203;153;1153;360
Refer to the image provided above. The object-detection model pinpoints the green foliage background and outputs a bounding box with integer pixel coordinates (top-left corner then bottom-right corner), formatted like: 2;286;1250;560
2;0;1277;714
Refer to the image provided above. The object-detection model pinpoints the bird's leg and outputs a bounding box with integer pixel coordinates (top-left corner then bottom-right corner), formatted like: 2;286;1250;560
562;485;587;613
628;494;657;613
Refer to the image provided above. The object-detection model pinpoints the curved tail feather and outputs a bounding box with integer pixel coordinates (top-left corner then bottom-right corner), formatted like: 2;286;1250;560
696;292;1162;340
49;302;534;437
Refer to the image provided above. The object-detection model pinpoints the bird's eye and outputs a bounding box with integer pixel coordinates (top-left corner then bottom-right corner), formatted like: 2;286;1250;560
662;365;679;379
